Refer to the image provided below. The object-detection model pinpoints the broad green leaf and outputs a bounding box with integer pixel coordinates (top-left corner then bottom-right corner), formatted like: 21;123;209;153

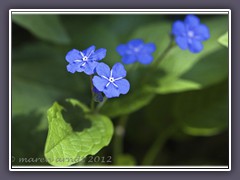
12;43;89;118
218;31;228;47
131;16;228;93
146;77;201;94
12;15;70;44
12;78;63;116
181;48;228;88
100;89;154;118
44;100;113;166
173;81;228;136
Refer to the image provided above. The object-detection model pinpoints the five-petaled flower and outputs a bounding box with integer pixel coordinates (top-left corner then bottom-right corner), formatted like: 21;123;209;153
116;39;156;65
93;63;130;98
65;45;107;75
172;15;210;53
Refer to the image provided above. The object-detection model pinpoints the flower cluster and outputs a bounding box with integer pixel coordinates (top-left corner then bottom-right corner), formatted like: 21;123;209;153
66;46;130;98
172;15;210;53
65;15;210;100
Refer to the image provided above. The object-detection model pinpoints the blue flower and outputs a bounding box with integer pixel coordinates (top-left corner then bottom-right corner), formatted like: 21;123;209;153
65;45;107;75
172;15;210;53
92;62;130;98
116;39;156;65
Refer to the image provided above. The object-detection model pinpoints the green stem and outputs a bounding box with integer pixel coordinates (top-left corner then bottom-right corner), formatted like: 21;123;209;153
95;96;108;113
152;36;175;68
142;125;176;165
142;37;175;84
113;115;128;165
89;75;95;112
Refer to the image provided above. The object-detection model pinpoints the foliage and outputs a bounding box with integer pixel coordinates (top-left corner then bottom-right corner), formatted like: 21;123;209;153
218;31;228;47
44;99;113;166
12;14;229;167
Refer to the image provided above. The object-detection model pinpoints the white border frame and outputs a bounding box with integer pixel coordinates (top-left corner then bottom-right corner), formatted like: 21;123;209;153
9;9;231;171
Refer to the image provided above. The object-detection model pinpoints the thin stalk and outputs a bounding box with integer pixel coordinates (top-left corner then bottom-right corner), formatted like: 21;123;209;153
89;75;95;112
152;36;175;68
142;37;175;84
142;125;176;165
95;96;108;113
113;115;128;165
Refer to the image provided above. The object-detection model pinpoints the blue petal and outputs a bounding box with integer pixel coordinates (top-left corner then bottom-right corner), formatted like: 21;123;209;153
128;39;144;47
91;48;107;61
194;24;210;41
111;63;127;79
137;54;154;65
95;62;110;77
142;43;156;53
65;49;83;63
83;61;98;75
93;76;109;91
116;44;128;56
75;64;85;73
67;64;77;73
122;55;137;64
172;21;186;36
82;45;96;57
176;36;188;50
103;83;120;98
115;79;130;94
189;39;203;53
184;15;200;27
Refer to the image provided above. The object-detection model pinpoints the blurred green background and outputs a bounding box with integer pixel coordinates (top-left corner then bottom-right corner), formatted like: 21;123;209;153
12;14;229;166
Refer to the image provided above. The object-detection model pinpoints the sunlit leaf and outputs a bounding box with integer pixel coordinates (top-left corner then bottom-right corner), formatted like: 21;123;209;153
44;100;113;166
218;31;228;47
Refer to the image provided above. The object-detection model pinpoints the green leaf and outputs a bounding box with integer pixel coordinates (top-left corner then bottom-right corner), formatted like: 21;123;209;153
218;31;228;47
12;15;70;44
173;81;228;136
146;77;201;94
131;16;228;94
12;43;89;118
12;78;64;116
44;100;113;166
180;48;228;88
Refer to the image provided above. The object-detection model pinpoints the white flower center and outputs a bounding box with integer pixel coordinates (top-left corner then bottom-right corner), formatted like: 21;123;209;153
82;56;88;61
109;77;115;83
188;31;194;38
101;70;124;88
134;47;140;52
